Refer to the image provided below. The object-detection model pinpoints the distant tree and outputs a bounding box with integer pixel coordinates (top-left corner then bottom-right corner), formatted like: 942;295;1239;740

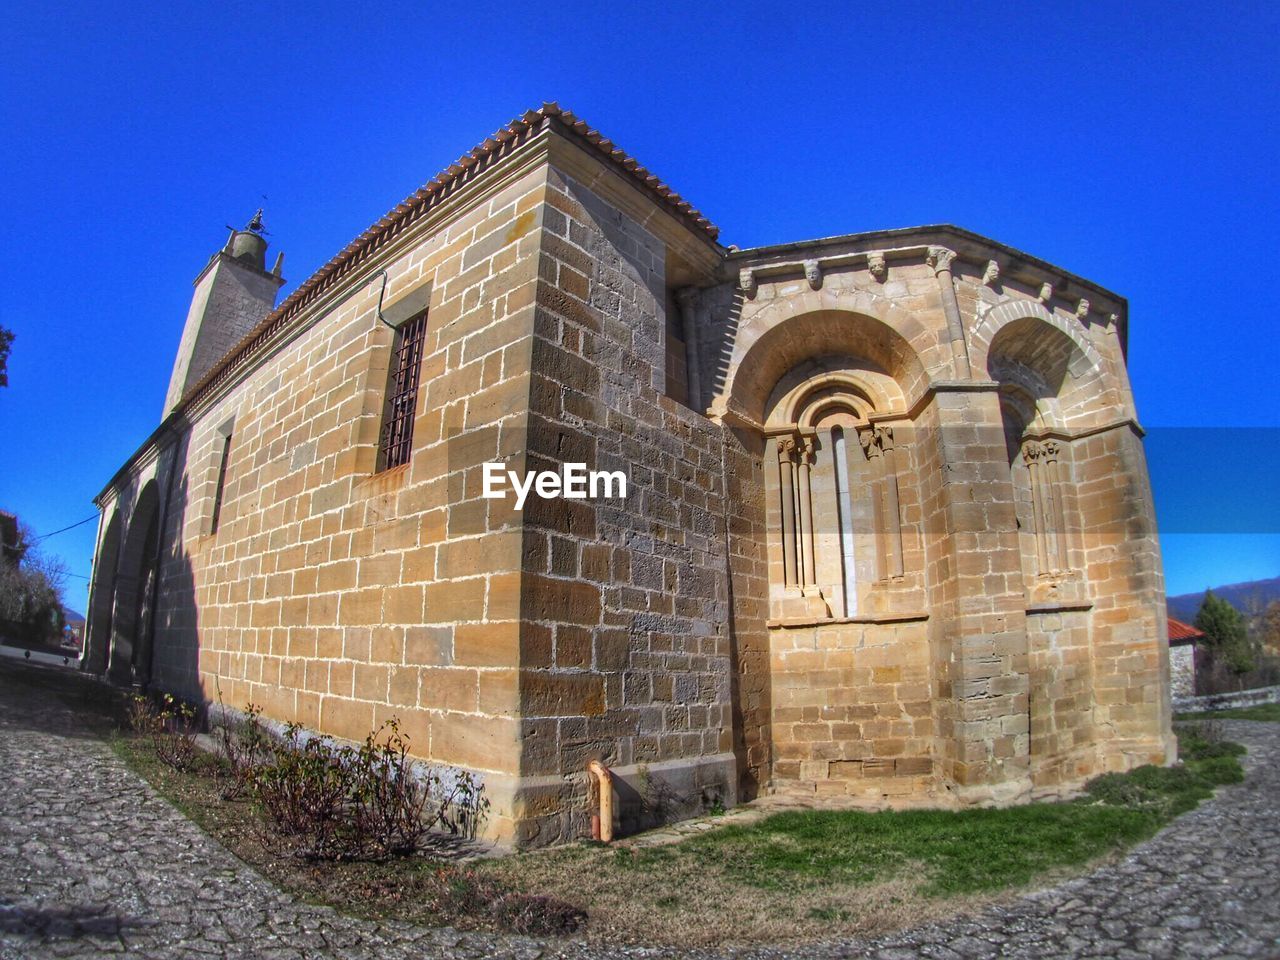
0;324;12;388
0;523;66;646
1195;590;1254;676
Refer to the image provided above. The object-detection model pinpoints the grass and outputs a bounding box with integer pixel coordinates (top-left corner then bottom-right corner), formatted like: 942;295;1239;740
469;721;1246;944
1176;702;1280;722
11;659;1246;948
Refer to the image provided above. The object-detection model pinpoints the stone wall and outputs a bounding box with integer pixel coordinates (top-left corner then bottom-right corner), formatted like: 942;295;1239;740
511;165;733;843
142;164;554;841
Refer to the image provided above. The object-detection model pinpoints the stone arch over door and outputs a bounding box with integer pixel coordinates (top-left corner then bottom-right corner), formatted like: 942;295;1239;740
84;509;121;674
108;481;161;685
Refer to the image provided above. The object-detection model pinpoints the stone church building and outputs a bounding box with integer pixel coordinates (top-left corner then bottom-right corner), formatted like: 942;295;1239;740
85;105;1174;844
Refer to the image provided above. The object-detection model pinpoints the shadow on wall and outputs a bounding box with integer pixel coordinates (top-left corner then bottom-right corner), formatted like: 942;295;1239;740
83;460;202;702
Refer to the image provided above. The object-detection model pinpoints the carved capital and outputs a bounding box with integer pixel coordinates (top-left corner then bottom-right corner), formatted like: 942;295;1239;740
1075;298;1090;321
867;252;887;282
858;428;880;458
739;267;758;299
1037;281;1054;305
777;435;799;461
982;259;1001;286
1021;439;1045;462
926;246;957;275
798;434;818;463
875;425;895;453
1042;439;1061;461
803;259;822;291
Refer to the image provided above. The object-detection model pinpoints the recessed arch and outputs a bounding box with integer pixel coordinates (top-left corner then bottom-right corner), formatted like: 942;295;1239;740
977;302;1110;427
719;309;928;426
109;480;161;685
84;508;122;674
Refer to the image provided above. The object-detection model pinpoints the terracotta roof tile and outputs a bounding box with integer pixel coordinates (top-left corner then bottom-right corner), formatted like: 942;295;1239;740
1168;617;1205;643
177;104;719;415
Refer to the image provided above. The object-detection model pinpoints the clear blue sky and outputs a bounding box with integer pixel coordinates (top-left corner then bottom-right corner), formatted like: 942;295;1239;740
1;0;1277;613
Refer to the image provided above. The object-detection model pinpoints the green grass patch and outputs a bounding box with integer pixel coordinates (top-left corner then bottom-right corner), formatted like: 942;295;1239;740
634;725;1247;899
1177;702;1280;722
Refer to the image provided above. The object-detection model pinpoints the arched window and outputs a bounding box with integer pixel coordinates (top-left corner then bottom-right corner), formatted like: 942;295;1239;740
763;369;905;621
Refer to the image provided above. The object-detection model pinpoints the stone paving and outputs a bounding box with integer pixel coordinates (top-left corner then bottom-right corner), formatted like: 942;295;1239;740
1;659;1277;959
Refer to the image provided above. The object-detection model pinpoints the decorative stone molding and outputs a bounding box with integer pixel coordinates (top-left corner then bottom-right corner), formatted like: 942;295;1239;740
803;259;823;290
982;259;1001;286
867;252;887;282
926;246;957;275
858;427;880;459
739;267;757;299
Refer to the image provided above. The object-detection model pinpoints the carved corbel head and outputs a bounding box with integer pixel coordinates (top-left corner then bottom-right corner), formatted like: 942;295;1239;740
867;252;887;282
803;259;822;291
1037;281;1054;305
982;259;1001;286
739;267;758;299
1075;298;1090;321
1021;439;1045;462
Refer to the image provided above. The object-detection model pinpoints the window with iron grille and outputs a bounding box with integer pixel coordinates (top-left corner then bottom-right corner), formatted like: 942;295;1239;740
378;311;428;471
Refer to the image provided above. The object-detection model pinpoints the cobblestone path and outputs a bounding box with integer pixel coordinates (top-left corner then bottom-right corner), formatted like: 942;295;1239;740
1;661;1277;959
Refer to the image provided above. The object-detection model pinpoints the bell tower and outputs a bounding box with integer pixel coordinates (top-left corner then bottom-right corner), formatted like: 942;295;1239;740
164;210;285;415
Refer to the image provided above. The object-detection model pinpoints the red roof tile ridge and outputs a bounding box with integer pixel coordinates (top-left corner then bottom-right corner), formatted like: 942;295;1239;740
1167;616;1205;641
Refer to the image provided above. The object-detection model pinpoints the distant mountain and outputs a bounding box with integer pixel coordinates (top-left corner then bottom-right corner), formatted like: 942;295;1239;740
61;606;84;624
1168;576;1280;622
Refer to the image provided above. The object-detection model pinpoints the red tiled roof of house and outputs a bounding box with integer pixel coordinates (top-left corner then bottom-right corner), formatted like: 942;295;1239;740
1168;617;1205;643
176;104;719;416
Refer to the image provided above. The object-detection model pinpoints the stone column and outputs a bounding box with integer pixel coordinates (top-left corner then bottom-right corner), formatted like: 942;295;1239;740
797;435;818;592
927;246;973;380
859;428;887;581
1022;440;1050;575
877;426;905;579
777;437;799;588
675;287;703;412
1043;440;1070;573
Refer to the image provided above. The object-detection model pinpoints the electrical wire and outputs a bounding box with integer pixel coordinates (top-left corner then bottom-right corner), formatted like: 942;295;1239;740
31;515;98;541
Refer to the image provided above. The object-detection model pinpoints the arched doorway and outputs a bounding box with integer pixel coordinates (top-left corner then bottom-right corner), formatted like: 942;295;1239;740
84;510;121;674
108;482;161;686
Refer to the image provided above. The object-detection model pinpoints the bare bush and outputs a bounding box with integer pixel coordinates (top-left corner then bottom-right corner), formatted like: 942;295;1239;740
248;716;486;861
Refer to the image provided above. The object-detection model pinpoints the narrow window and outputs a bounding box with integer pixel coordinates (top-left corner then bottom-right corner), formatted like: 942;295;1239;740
210;432;232;534
378;311;428;471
